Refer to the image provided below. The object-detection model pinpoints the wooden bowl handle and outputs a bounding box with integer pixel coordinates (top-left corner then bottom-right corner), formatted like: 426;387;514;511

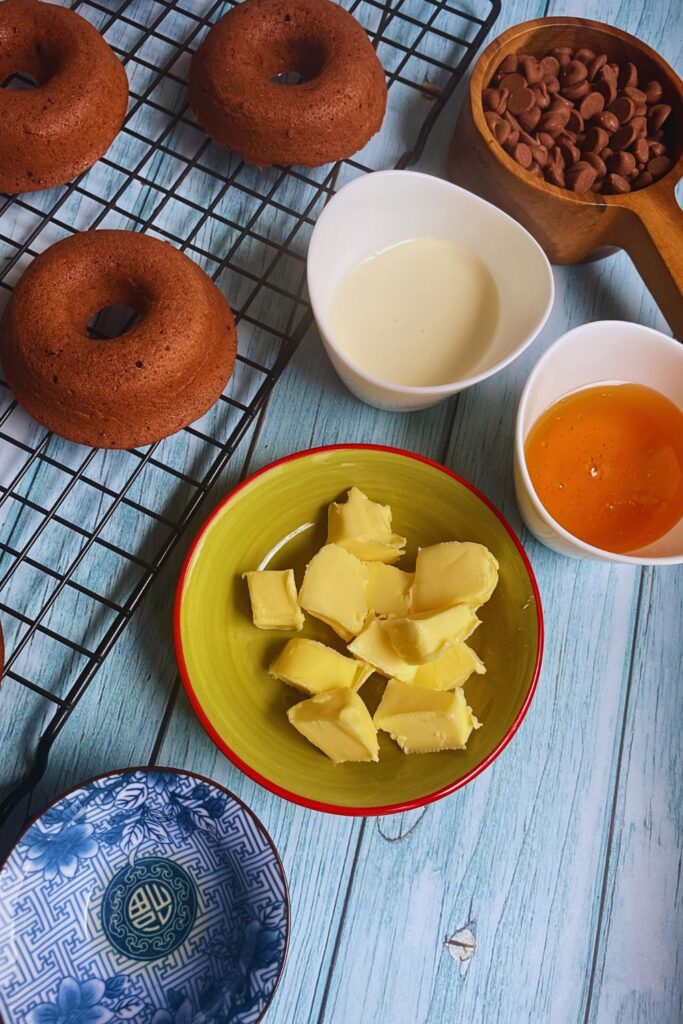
616;186;683;339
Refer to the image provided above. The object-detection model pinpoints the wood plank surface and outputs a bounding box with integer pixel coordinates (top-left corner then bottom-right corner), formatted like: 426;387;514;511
1;1;681;1022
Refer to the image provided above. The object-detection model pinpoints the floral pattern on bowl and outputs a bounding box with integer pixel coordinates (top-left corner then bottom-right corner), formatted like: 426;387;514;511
0;768;289;1024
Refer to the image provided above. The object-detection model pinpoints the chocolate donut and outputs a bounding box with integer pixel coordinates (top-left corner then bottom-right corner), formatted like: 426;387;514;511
188;0;387;167
0;231;237;449
0;0;128;194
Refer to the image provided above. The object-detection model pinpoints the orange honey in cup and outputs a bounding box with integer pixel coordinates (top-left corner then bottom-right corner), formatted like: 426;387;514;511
524;383;683;554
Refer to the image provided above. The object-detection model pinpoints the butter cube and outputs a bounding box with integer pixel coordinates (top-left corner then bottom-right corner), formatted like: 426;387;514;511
412;642;486;691
287;688;379;763
383;604;480;665
243;569;304;630
269;638;373;695
365;562;413;618
411;542;499;613
347;618;417;682
374;679;480;754
327;487;406;563
298;544;368;641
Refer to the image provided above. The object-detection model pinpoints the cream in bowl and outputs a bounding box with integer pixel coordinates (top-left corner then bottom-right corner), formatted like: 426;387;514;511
329;236;500;387
515;321;683;564
307;170;554;411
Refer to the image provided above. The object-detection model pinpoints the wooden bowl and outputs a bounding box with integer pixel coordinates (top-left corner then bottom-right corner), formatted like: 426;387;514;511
448;17;683;337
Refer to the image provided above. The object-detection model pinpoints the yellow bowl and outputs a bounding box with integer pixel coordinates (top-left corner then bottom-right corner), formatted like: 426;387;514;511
175;445;543;815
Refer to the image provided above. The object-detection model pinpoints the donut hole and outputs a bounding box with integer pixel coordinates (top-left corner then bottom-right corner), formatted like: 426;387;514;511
269;39;325;85
1;72;38;91
272;70;304;85
87;304;141;340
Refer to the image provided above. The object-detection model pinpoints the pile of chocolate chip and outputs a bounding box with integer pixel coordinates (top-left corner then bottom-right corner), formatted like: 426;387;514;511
483;47;673;194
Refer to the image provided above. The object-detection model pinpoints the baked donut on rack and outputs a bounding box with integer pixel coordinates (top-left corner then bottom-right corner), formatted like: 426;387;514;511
0;230;237;449
188;0;387;167
0;0;128;194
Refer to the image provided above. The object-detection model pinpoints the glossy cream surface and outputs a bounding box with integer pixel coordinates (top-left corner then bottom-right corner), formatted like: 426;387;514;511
329;237;499;386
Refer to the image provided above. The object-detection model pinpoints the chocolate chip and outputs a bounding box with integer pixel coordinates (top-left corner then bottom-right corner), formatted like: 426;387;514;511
537;131;555;148
607;96;636;123
634;103;648;117
648;104;672;132
562;59;588;86
508;87;536;114
484;111;507;141
561;81;590;101
522;57;544;84
545;163;565;187
624;86;647;105
550;145;565;169
633;170;653;188
500;72;527;94
512;142;533;168
602;146;613;160
648;140;666;157
633;137;650;164
584;126;609;153
498;54;519;75
587;54;607;81
583;151;607;177
618;62;638;90
519;106;542;131
518;126;535;143
483;88;503;111
559;140;581;165
595;78;617;106
530;143;549;167
566;163;597;192
574;48;596;63
631;115;648;137
545;76;561;95
540;55;560;78
550;95;573;111
611;124;637;151
607;151;636;176
605;172;631;194
557;128;578;144
592;110;620;134
578;91;605;121
532;84;551;110
643;80;663;104
550;47;573;69
567;109;584;133
539;110;570;136
647;154;673;177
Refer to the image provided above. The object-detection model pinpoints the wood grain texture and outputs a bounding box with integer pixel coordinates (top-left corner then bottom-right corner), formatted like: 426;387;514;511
1;1;682;1022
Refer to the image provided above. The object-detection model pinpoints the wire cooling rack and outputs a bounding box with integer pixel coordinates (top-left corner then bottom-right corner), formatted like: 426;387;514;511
0;0;500;822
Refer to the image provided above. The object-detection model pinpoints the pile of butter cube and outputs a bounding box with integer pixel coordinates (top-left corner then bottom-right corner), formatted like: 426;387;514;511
243;488;499;764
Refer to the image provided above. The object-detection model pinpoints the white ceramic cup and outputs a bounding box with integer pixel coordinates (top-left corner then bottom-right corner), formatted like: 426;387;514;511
515;321;683;564
306;169;554;411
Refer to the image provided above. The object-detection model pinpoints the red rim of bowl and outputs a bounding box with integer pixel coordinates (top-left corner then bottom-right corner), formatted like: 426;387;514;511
174;443;545;817
0;765;290;1024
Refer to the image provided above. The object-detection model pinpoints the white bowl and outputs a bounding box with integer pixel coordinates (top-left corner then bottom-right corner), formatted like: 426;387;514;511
306;170;554;412
515;321;683;564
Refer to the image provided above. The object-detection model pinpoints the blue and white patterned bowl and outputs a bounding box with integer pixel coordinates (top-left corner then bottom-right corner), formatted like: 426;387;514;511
0;767;289;1024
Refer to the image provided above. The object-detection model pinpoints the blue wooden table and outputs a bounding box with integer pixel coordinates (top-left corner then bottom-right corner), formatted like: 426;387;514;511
1;1;682;1022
